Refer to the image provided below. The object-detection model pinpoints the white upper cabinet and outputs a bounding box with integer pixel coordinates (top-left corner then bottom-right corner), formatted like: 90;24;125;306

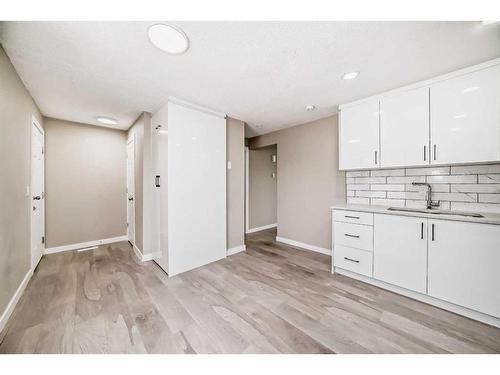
428;220;500;318
380;87;430;168
430;64;500;165
373;214;428;294
339;98;380;170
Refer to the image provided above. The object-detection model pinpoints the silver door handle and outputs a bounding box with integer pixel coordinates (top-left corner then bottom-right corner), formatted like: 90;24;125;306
128;197;134;201
33;196;41;200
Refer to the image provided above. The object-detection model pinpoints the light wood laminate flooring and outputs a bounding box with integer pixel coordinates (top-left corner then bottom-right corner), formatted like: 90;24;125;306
1;228;499;353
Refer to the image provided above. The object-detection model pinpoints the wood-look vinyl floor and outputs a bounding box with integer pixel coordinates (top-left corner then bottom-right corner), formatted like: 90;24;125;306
1;228;499;354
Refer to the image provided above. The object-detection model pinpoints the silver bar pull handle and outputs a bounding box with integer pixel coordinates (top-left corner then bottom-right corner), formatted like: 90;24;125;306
431;223;435;241
423;145;427;161
433;144;437;161
344;215;360;219
344;233;360;239
375;150;378;165
421;222;424;239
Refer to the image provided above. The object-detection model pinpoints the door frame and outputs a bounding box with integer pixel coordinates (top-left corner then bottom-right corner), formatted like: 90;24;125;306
126;134;136;246
245;146;250;234
30;115;45;270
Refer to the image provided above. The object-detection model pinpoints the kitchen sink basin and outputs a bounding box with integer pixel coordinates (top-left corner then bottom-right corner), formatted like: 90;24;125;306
387;207;484;218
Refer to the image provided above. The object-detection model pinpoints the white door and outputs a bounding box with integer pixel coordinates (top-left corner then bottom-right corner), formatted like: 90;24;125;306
31;118;44;269
428;220;500;318
167;101;226;276
430;64;500;165
380;87;430;168
339;98;380;170
126;137;135;245
374;214;428;294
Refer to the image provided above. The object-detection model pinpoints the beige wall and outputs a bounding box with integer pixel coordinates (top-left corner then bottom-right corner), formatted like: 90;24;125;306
226;117;245;249
127;112;152;254
0;45;44;317
249;145;277;229
44;118;127;247
249;115;345;250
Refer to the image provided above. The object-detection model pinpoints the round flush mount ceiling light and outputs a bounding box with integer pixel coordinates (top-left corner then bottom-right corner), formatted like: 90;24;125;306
148;24;189;55
96;116;118;126
342;71;360;80
305;105;316;111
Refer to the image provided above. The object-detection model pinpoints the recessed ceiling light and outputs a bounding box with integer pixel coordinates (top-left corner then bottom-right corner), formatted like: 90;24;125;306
96;116;118;126
305;105;316;111
342;71;359;80
148;24;189;55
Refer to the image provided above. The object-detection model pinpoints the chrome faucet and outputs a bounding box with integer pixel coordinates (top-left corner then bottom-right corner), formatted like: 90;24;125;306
412;182;440;209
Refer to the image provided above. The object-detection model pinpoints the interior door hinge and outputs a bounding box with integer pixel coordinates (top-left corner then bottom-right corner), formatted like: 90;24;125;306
42;236;45;244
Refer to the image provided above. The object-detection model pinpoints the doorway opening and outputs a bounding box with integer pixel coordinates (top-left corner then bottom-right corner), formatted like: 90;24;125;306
126;135;136;247
246;144;277;234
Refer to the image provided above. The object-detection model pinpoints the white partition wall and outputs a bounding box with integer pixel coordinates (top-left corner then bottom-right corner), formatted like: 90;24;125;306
152;99;226;276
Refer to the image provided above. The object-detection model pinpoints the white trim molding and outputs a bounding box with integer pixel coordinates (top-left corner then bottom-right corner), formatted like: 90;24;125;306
44;235;128;255
132;244;156;262
335;268;500;329
276;236;331;256
227;244;246;256
246;223;277;234
0;269;33;333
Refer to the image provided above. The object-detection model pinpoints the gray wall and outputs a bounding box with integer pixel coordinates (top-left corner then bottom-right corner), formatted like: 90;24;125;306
249;115;345;250
249;145;277;229
44;118;127;247
226;117;246;249
0;45;44;317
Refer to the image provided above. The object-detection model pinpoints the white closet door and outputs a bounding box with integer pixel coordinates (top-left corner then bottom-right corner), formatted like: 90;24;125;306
167;102;226;275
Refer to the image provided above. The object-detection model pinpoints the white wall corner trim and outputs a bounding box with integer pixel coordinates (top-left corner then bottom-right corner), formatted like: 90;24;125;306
132;244;155;262
0;268;33;333
275;236;332;256
227;244;246;256
44;235;129;255
246;223;277;234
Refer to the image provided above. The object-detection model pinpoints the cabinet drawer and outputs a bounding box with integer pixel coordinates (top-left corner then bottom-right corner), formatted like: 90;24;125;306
334;245;373;277
333;210;373;226
334;222;373;251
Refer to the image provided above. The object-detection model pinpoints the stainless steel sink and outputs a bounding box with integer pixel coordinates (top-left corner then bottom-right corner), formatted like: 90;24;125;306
387;207;484;218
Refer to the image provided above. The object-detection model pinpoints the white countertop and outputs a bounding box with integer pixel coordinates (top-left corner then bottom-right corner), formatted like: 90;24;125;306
331;203;500;226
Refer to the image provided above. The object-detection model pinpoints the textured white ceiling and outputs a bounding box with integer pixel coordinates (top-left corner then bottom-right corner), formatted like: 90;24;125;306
1;21;500;135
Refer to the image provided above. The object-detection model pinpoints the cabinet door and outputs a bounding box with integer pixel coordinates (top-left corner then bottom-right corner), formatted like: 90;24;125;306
374;214;427;294
430;64;500;165
339;98;380;170
380;87;430;168
428;220;500;318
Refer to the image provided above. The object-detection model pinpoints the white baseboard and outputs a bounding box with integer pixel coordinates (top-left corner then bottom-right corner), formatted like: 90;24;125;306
227;244;246;256
246;223;277;234
334;267;500;329
275;236;331;256
0;268;33;333
44;235;129;255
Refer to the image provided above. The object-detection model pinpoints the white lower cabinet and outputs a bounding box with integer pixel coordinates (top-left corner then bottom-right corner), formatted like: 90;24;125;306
333;209;500;324
428;220;500;318
373;214;428;294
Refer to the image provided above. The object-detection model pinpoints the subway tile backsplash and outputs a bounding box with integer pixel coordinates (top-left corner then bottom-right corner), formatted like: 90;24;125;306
345;163;500;213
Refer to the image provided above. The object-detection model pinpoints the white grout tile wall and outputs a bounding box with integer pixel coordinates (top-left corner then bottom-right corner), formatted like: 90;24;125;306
346;163;500;213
